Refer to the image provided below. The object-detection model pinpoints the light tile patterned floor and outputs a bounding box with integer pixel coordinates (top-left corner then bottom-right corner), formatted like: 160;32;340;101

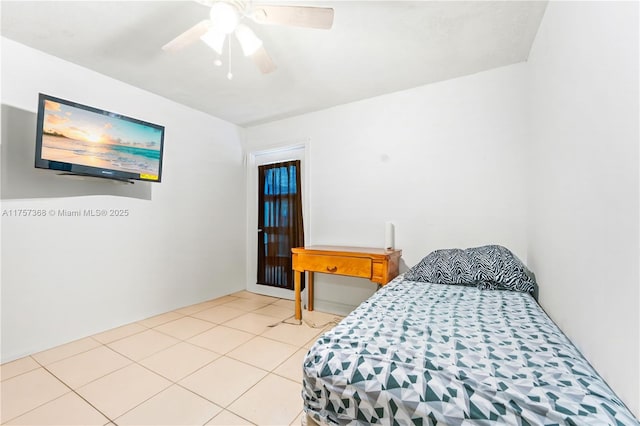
0;291;343;425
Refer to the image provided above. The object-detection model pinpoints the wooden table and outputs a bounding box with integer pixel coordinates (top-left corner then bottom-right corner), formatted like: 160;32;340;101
291;246;402;320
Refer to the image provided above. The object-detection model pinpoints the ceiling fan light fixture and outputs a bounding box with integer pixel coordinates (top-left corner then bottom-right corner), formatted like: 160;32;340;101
165;3;334;76
209;2;239;35
200;29;226;55
235;24;263;56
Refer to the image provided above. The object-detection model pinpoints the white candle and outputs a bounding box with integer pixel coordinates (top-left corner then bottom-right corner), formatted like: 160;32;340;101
385;222;395;250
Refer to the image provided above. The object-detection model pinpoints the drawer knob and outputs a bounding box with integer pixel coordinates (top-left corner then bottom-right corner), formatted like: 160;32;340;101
327;266;338;273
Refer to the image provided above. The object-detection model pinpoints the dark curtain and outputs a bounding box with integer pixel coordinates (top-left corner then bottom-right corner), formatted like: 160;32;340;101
257;160;304;289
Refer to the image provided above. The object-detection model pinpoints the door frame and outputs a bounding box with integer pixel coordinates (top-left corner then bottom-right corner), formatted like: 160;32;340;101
246;139;310;299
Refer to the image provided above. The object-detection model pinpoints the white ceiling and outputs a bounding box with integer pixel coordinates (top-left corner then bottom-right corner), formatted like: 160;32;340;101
1;1;547;127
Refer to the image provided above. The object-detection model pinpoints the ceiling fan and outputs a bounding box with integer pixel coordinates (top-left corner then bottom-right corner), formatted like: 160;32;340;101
162;0;334;77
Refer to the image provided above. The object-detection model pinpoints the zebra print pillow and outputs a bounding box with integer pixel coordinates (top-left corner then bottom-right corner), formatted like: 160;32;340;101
404;245;537;294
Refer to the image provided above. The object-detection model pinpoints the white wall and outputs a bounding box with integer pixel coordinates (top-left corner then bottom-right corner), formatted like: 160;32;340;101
0;38;246;362
246;63;529;314
526;1;639;417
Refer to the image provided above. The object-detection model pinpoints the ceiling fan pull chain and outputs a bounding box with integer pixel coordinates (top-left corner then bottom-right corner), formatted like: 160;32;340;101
227;36;233;80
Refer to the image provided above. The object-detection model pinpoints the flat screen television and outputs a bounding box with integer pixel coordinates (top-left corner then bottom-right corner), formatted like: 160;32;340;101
35;93;165;183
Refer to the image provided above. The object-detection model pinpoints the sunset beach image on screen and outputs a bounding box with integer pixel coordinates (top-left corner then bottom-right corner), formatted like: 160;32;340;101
41;100;162;179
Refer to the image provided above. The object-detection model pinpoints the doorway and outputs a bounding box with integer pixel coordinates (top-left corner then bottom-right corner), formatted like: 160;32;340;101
246;142;309;299
257;160;304;290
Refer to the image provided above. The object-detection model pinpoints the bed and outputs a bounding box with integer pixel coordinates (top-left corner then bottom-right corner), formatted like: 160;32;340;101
302;245;638;425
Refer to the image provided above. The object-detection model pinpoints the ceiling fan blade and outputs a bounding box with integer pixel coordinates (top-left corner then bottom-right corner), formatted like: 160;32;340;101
251;5;334;29
235;24;263;57
252;46;277;74
162;20;211;52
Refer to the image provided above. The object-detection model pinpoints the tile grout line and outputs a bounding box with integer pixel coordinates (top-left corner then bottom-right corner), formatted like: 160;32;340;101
106;335;184;365
2;354;116;425
172;382;258;426
92;324;149;346
0;294;287;371
122;316;294;420
28;336;103;368
109;294;280;424
161;336;306;419
1;293;333;426
221;372;302;426
104;372;173;425
0;355;40;383
136;347;222;384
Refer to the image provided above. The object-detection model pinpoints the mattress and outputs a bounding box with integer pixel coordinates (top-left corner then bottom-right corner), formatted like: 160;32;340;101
302;276;638;425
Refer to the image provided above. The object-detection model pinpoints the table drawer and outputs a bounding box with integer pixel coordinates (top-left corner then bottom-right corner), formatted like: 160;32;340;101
295;254;372;279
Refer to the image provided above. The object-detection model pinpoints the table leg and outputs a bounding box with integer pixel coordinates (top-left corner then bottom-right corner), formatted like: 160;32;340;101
308;271;314;312
294;270;302;320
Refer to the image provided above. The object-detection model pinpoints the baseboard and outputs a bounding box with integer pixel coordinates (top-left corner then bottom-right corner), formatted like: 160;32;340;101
307;299;356;317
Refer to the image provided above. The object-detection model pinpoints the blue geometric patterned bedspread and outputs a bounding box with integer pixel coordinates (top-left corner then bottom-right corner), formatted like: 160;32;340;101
302;277;638;425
